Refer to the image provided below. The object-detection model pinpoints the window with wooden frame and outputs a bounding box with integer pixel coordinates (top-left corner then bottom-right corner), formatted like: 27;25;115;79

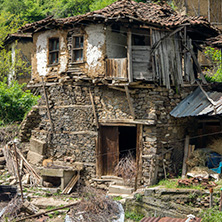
49;38;59;65
72;35;84;63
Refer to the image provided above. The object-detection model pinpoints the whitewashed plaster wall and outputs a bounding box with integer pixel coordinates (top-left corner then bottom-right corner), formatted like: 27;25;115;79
85;24;105;74
35;29;68;77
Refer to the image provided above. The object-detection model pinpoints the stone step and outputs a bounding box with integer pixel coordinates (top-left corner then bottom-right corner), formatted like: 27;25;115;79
109;185;134;195
101;175;123;181
0;156;6;165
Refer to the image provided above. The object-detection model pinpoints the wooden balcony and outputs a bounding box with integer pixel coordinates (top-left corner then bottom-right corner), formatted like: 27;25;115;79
106;58;128;80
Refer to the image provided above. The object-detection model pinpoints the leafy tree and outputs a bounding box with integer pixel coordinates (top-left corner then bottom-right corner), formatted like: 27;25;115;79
0;79;39;125
204;47;222;82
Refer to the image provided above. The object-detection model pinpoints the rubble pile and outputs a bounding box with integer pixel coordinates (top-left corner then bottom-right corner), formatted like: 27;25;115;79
178;177;217;189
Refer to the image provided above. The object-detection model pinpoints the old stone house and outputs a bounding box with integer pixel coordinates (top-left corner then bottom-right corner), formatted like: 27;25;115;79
4;33;33;84
18;0;220;188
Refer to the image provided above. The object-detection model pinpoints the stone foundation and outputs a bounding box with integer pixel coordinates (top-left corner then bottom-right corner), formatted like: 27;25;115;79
21;82;198;186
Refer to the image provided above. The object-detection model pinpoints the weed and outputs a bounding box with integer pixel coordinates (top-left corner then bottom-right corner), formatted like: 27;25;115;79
125;211;144;221
200;207;222;222
112;196;123;201
135;193;142;202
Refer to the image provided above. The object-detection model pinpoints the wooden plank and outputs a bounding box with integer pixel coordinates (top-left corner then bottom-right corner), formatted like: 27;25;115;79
127;29;133;83
100;126;119;175
16;202;80;222
132;46;151;51
135;125;143;191
124;85;135;120
62;173;80;194
182;135;190;178
106;58;127;79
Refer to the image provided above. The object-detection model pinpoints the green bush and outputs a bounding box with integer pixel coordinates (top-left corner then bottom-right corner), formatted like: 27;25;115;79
0;79;39;125
200;207;222;222
204;47;222;82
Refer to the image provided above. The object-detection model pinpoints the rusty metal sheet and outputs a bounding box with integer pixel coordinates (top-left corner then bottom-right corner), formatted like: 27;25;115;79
170;87;222;117
141;217;161;222
141;217;201;222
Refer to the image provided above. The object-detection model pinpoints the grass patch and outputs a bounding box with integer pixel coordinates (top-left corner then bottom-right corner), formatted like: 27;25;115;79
112;196;123;201
157;179;178;188
156;179;203;190
125;211;144;221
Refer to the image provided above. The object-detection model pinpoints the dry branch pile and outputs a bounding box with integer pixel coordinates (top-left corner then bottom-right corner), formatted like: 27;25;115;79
69;187;120;222
186;149;207;169
114;153;136;186
0;196;23;222
209;138;222;155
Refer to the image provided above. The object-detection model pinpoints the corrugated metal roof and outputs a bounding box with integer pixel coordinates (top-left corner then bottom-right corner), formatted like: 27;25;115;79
141;217;201;222
170;87;222;117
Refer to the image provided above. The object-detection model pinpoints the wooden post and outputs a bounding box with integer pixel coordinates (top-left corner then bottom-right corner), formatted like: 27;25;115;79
182;135;190;178
208;0;211;22
209;188;213;208
89;88;99;129
13;143;24;202
127;29;133;83
135;125;143;191
124;86;135;120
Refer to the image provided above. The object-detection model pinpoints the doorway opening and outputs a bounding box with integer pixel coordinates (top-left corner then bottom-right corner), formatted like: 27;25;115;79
119;126;137;159
99;125;137;176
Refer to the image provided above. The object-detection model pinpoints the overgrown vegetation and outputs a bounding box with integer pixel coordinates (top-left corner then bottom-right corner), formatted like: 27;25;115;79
204;47;222;82
0;80;39;125
200;207;222;222
125;211;144;221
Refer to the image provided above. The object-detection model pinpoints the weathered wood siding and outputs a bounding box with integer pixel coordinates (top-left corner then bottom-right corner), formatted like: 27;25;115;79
152;30;183;89
184;38;195;84
106;58;127;79
132;46;153;81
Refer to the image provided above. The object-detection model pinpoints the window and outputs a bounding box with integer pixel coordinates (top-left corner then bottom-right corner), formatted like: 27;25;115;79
49;38;59;65
72;36;84;62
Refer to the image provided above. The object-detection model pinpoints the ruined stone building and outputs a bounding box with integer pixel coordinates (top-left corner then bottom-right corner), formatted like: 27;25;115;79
4;33;33;83
18;0;220;187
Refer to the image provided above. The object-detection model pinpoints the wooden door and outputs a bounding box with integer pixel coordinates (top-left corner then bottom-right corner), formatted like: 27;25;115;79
100;126;119;175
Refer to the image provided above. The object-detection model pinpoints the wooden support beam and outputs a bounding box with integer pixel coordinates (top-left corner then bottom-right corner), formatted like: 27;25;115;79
127;29;133;83
135;125;143;191
182;135;190;178
89;88;99;129
13;143;23;202
183;44;207;84
124;86;135;120
41;78;54;132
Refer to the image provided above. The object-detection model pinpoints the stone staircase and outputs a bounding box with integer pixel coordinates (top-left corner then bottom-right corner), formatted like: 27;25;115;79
92;176;134;197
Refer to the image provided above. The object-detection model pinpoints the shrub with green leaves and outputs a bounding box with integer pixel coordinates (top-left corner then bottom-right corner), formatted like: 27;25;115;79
0;79;39;125
200;207;222;222
204;47;222;82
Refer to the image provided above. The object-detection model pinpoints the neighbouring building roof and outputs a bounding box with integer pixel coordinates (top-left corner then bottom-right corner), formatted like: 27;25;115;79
4;33;32;46
141;217;201;222
19;0;219;38
207;34;222;47
170;87;222;118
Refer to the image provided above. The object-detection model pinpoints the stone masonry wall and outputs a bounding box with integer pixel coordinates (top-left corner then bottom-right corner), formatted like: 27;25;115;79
23;82;196;185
